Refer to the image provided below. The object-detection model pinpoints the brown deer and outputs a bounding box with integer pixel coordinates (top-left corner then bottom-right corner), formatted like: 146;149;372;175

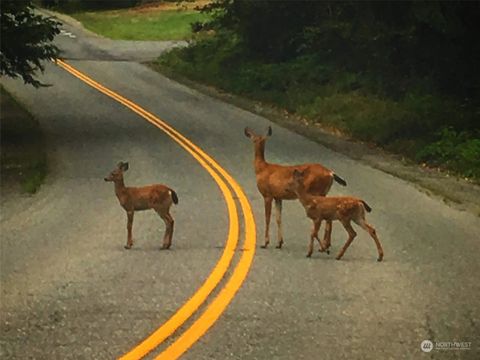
244;126;347;249
104;162;178;250
290;169;383;261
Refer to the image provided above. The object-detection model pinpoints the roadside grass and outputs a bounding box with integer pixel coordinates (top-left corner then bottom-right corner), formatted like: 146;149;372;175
0;86;47;194
155;37;480;181
69;7;210;41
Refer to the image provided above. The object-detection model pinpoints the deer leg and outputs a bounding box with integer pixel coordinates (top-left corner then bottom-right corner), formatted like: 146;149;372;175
312;219;322;250
336;220;356;260
320;220;332;254
125;211;134;249
307;219;322;257
261;197;273;248
274;199;284;249
357;220;383;262
158;210;174;250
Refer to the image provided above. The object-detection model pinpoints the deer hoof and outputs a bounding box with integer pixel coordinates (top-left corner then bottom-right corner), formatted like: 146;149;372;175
306;253;312;258
260;244;268;249
377;256;383;262
275;244;283;249
326;249;330;255
124;245;132;250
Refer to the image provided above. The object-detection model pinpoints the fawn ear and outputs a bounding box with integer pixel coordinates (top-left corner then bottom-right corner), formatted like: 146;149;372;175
244;127;253;138
266;126;272;136
293;169;305;178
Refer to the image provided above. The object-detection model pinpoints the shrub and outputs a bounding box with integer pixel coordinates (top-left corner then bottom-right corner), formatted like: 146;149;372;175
417;127;480;179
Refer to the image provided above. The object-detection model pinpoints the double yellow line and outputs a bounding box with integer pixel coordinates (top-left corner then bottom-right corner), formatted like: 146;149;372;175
56;60;256;359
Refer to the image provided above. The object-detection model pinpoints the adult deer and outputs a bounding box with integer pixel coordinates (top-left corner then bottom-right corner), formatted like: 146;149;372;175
104;162;178;250
290;169;383;261
244;126;347;249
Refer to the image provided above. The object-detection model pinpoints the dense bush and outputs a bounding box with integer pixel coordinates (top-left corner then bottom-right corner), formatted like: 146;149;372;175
417;128;480;179
159;1;480;179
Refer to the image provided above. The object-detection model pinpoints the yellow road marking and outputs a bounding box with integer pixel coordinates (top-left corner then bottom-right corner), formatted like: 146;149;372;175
56;60;256;359
156;184;255;359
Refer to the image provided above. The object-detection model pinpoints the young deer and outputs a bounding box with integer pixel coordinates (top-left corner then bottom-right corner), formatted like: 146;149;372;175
104;162;178;250
290;169;383;261
244;126;347;249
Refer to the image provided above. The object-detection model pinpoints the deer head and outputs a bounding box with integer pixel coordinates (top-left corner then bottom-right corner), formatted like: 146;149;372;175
244;126;272;144
104;161;129;182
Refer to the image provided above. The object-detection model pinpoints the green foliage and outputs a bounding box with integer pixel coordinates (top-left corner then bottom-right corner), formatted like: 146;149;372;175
159;1;480;179
22;159;47;194
200;1;480;101
0;86;47;193
417;128;480;179
160;40;479;179
1;0;61;87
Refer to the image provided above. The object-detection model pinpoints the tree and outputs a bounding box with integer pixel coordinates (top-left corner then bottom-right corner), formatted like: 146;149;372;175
1;0;61;87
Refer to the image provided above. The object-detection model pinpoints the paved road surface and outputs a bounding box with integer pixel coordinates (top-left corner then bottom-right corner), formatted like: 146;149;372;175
1;14;479;360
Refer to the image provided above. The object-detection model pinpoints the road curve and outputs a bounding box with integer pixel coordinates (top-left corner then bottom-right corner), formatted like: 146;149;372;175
1;14;479;360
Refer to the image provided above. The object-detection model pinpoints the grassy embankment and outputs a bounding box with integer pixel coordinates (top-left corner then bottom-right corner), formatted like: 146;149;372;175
156;36;479;181
0;87;47;193
66;3;210;41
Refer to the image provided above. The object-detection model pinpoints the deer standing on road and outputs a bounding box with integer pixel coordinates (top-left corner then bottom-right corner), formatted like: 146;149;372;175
104;162;178;250
290;169;383;261
244;126;347;249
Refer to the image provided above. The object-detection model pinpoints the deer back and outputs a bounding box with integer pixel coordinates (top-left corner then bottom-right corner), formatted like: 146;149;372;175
121;184;173;212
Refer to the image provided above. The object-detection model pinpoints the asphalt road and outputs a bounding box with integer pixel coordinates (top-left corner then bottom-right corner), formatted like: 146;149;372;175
1;15;479;360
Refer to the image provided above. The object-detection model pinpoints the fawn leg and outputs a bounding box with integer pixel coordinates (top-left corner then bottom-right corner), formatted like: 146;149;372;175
158;210;174;250
321;220;332;253
125;211;134;249
261;197;273;248
307;219;322;257
274;199;284;248
358;220;383;262
315;220;330;254
336;220;356;260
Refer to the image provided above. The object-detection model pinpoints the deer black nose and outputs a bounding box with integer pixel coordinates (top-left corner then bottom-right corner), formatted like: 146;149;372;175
104;177;109;181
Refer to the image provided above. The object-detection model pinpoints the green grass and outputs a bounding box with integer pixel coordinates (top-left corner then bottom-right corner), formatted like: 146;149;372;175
156;35;480;181
70;9;210;41
0;86;47;194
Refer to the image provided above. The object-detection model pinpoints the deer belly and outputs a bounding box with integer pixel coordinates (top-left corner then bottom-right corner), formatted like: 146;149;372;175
121;197;151;211
306;207;336;221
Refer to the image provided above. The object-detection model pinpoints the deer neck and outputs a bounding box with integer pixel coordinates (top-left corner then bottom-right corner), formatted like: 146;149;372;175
254;141;268;172
114;178;127;198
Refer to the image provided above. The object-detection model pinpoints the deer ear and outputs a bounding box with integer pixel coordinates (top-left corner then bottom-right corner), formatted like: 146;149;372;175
293;169;305;178
266;126;272;136
123;162;129;171
244;127;253;138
